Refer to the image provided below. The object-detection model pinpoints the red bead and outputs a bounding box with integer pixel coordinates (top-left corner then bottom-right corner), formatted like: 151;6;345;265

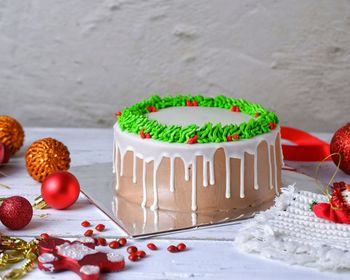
233;134;239;140
269;122;276;130
188;135;198;144
84;229;93;236
118;238;127;246
167;245;178;253
97;237;107;246
81;220;90;227
192;101;198;106
140;129;146;139
95;224;105;232
186;100;192;106
137;250;146;258
127;246;138;254
226;135;232;142
128;253;138;262
40;233;49;239
255;112;259;118
109;240;120;249
115;111;122;117
231;105;240;112
147;243;157;250
151;106;157;112
146;133;151;139
177;243;187;251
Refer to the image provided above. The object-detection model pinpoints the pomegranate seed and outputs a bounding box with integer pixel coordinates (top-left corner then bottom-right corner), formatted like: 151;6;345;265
127;246;138;254
95;224;105;232
147;243;157;250
233;134;239;140
118;238;127;246
128;253;138;262
109;240;120;249
81;220;91;227
97;237;107;246
226;135;232;142
177;243;187;251
167;245;178;253
137;250;146;258
255;112;260;118
40;233;49;239
84;230;93;236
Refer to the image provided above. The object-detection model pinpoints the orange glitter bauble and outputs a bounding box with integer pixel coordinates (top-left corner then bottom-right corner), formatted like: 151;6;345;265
25;138;71;182
0;116;25;155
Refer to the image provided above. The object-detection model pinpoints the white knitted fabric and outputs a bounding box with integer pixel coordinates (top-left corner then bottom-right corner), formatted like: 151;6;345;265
235;185;350;271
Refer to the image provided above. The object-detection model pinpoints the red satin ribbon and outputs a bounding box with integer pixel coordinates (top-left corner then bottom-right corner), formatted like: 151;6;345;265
280;126;331;161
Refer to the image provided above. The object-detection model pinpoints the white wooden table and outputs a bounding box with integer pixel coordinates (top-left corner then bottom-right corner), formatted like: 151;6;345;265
1;128;349;280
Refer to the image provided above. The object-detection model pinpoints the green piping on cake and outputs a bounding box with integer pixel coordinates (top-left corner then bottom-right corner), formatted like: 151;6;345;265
116;95;279;144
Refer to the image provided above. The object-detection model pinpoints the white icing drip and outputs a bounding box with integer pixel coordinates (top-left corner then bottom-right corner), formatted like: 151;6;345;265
114;123;280;212
253;149;259;190
120;151;124;176
203;157;208;187
209;160;215;185
267;144;273;189
192;212;197;226
141;161;147;207
115;148;119;190
43;263;55;272
107;253;124;262
273;146;278;194
56;242;97;261
191;163;197;211
113;131;116;173
225;155;231;198
132;153;137;183
240;157;245;198
170;157;175;192
80;265;100;275
39;253;56;263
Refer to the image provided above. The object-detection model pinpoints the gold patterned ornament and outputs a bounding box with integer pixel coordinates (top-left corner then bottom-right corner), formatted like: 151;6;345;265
0;116;25;155
25;138;71;182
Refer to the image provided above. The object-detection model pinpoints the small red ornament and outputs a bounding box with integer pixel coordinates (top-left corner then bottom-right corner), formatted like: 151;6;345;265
38;237;125;279
177;243;187;251
127;246;137;254
0;196;33;230
128;253;138;262
81;220;91;227
84;230;93;237
167;245;178;253
109;240;120;249
136;250;146;258
95;224;105;232
118;238;127;246
147;243;157;250
41;171;80;210
330;123;350;174
0;142;11;165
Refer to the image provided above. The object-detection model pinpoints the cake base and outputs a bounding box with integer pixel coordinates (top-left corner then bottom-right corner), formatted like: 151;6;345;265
74;163;316;238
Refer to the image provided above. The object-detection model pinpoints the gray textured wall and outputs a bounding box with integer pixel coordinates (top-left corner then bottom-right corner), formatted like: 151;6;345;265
0;0;349;130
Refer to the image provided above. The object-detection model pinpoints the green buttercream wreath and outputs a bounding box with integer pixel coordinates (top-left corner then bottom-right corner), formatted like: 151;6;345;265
116;95;279;144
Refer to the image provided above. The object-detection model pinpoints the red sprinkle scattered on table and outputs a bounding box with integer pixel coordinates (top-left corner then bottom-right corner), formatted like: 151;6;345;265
231;106;241;112
118;238;127;246
97;237;107;246
40;233;49;239
147;243;157;250
128;253;138;262
188;135;198;144
167;245;178;253
81;220;90;227
127;246;138;254
84;229;93;237
137;250;146;258
177;243;187;251
109;240;120;249
95;224;105;232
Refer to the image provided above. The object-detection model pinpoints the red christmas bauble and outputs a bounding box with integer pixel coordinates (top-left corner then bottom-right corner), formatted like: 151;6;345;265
0;196;33;230
0;142;11;165
41;171;80;210
330;123;350;174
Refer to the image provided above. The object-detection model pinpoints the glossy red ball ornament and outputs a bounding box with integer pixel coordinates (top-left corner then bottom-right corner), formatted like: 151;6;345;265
0;142;11;165
41;171;80;210
0;196;33;230
330;123;350;174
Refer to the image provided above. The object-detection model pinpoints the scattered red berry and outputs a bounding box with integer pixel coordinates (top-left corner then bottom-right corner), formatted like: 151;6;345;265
255;112;260;118
226;135;232;142
188;135;198;144
81;220;90;227
231;105;241;112
137;250;146;258
97;237;107;246
127;246;138;254
95;224;105;232
118;238;127;246
128;253;138;262
269;122;277;130
177;243;187;251
40;233;49;239
233;134;239;140
167;245;178;253
109;240;120;249
84;229;93;236
147;243;157;250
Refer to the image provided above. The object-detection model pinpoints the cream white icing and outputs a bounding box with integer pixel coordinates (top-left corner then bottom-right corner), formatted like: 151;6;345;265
113;123;281;211
56;242;97;261
38;253;56;263
107;253;124;262
80;265;100;275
